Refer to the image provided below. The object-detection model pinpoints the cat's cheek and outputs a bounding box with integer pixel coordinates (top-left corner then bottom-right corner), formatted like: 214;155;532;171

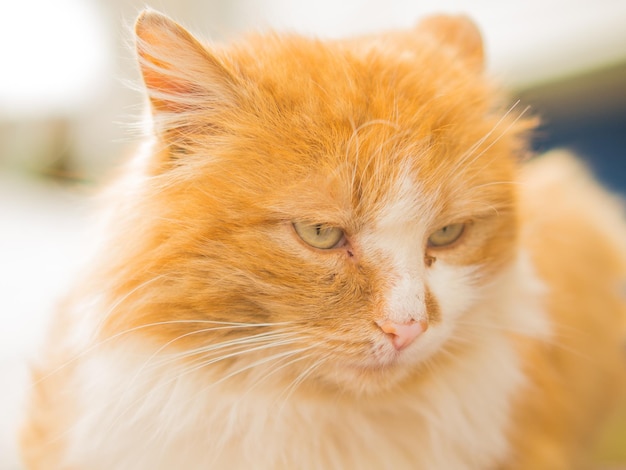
425;261;481;322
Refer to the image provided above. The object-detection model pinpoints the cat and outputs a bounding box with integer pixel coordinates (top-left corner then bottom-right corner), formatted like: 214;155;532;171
20;9;626;470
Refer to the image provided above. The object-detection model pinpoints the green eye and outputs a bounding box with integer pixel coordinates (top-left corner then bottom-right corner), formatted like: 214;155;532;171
428;223;465;247
293;222;345;250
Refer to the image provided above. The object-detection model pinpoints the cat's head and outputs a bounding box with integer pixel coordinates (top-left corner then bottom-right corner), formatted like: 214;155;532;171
99;11;533;395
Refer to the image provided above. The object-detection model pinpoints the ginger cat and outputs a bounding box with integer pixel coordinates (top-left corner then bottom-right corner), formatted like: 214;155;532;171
21;10;626;469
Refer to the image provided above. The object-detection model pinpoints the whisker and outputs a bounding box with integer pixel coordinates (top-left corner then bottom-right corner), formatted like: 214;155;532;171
467;180;524;191
143;330;300;371
202;344;313;388
241;349;321;400
450;100;522;174
186;344;317;410
459;105;531;177
99;337;307;440
31;320;294;387
127;329;300;389
91;274;168;339
275;352;330;410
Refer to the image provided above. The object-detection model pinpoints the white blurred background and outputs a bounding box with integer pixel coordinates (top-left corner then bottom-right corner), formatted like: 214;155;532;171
1;1;625;467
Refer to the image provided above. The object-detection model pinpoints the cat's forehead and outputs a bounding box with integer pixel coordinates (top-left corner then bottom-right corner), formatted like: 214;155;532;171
229;36;498;175
269;149;441;237
174;30;522;231
230;35;428;125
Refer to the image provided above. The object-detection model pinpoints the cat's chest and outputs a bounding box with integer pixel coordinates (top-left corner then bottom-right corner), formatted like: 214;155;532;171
64;332;524;470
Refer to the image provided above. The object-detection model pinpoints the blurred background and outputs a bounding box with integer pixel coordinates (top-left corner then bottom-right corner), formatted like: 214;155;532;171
1;0;625;467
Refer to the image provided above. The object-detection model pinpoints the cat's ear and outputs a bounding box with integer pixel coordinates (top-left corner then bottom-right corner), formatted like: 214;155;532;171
134;9;237;116
418;15;484;70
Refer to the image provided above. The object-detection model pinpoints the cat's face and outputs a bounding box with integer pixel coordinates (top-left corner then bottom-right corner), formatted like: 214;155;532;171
102;12;532;395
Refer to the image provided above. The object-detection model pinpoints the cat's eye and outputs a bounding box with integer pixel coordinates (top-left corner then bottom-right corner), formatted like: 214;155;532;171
293;222;345;250
428;223;465;248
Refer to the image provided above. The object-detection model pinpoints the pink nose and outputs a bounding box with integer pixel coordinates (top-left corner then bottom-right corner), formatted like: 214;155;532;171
376;319;428;351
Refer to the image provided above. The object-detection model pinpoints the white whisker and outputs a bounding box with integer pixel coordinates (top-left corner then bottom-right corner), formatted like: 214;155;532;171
100;336;307;440
92;274;168;338
450;100;522;175
127;329;299;390
275;352;330;410
189;344;316;402
241;349;321;400
31;319;293;388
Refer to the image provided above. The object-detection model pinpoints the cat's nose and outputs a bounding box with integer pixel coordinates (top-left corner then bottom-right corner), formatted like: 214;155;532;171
376;319;428;351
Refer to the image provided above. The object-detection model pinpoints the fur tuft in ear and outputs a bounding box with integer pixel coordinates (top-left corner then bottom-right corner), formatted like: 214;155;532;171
417;15;484;70
135;9;237;116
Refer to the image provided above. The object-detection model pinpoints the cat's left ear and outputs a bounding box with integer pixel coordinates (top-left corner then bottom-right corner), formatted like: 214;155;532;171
418;15;484;70
134;9;238;116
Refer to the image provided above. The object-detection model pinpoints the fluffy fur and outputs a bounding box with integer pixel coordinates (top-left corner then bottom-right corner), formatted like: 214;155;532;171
21;10;626;469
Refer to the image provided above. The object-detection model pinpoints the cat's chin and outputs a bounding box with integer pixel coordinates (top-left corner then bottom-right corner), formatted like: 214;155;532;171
317;356;419;396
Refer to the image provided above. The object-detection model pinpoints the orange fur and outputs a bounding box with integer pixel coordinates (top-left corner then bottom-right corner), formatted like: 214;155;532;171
21;10;626;469
509;152;626;469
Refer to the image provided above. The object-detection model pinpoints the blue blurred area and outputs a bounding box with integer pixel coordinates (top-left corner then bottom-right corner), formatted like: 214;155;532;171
540;115;626;195
521;62;626;195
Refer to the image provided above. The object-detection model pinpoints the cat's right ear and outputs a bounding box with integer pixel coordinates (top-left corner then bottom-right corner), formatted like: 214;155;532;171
134;9;237;116
417;15;484;71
